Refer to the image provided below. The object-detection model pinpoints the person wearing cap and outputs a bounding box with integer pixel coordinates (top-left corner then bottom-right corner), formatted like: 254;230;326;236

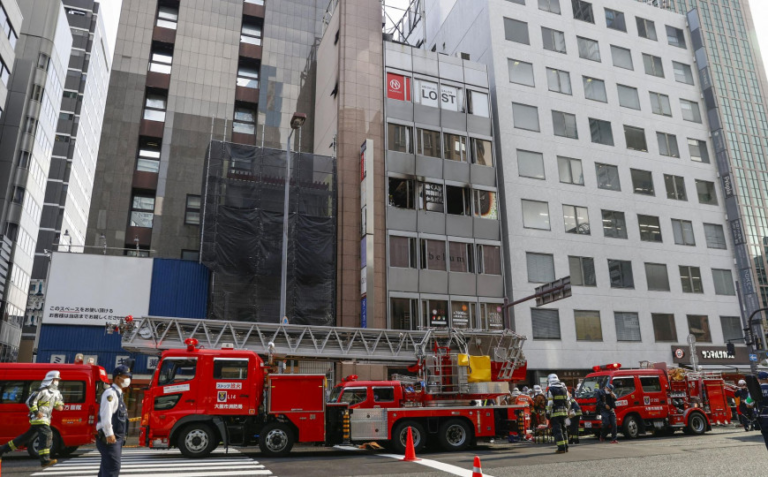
735;379;754;431
0;370;63;468
96;365;131;477
756;371;768;450
545;374;570;454
596;383;618;443
567;391;582;445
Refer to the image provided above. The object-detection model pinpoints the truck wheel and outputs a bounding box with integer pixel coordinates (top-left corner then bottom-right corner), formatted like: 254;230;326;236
259;422;295;457
177;423;219;458
437;419;472;452
26;436;41;459
622;415;640;439
391;421;426;454
686;413;707;435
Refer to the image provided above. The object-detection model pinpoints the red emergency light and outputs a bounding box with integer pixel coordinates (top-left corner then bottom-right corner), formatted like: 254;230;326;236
184;337;199;352
125;315;133;323
592;363;622;372
342;374;358;382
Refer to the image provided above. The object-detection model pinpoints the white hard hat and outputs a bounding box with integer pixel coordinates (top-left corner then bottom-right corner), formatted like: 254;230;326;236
548;373;559;385
511;387;521;397
42;370;61;388
738;379;746;386
533;385;542;393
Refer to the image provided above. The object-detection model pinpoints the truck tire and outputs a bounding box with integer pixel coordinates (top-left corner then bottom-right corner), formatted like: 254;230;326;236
177;423;219;458
391;421;426;454
26;431;62;459
437;419;472;452
622;415;641;439
686;412;707;435
259;422;295;457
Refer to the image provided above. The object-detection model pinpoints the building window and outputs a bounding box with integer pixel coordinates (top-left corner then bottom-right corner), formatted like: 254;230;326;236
137;138;161;173
704;223;727;249
558;156;584;185
391;298;418;330
611;45;633;70
542;27;567;53
649;92;672;117
512;102;540;131
508;59;535;87
473;189;498;219
617;84;640;110
479;303;504;330
450;301;474;330
546;68;572;95
414;79;438;107
645;263;670;291
390;236;417;268
233;106;256;135
687;315;711;342
538;0;561;14
609;260;634;289
420;239;446;271
446;186;471;215
681;99;702;123
388;177;415;209
629;169;654;196
553;111;578;139
388;123;413;153
572;0;594;23
602;210;627;239
695;180;717;205
467;91;490;117
583;77;607;102
12;186;24;204
504;18;530;44
643;54;664;77
448;242;474;273
652;313;677;342
575;310;602;341
477;245;502;275
415;128;441;157
688;139;709;163
156;5;179;30
577;37;600;61
130;196;155;228
443;133;468;162
185;195;201;225
638;215;662;243
149;47;173;74
181;250;200;261
721;316;743;343
532;308;561;340
636;17;657;41
671;219;695;246
143;93;167;122
470;138;493;166
237;64;260;89
569;256;596;287
563;205;590;235
605;8;626;32
244;0;266;4
624;125;647;152
680;266;703;294
418;182;444;213
595;163;620;191
590;118;614;146
712;269;735;296
518;150;545;179
526;252;555;283
664;174;687;201
673;61;694;85
241;21;263;46
615;312;641;342
522;200;550;230
657;132;679;158
666;26;686;48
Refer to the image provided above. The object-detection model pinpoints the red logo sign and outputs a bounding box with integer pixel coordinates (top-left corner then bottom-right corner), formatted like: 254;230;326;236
387;73;411;102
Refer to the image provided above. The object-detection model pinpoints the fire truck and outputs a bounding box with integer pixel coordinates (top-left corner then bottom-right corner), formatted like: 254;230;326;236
576;362;732;439
120;316;528;457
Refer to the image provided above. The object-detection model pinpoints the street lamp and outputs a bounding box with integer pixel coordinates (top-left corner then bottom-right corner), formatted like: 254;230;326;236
279;112;307;323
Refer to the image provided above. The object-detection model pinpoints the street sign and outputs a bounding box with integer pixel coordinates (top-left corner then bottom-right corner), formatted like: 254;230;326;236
535;276;572;307
750;353;758;362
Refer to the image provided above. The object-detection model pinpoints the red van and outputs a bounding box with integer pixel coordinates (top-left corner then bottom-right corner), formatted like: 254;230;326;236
0;363;111;457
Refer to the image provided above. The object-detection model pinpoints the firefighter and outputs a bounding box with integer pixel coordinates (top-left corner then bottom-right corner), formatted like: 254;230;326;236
568;391;582;445
515;386;535;435
0;370;63;468
756;371;768;451
735;379;754;431
97;365;131;477
546;374;570;454
597;383;618;443
532;385;548;428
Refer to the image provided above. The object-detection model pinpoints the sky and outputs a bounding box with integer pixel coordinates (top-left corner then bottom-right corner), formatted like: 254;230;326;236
98;0;122;57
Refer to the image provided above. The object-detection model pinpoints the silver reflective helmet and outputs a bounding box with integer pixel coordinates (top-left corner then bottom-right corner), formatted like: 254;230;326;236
42;370;61;389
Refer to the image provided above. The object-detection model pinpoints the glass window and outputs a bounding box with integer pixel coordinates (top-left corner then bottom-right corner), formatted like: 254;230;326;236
467;91;490;117
673;62;694;85
477;245;502;275
414;79;439;107
611;45;633;70
649;92;672;117
388;177;415;209
143;109;166;122
504;18;530;44
446;186;471;216
643;54;664;77
471;138;493;166
563;205;590;235
631;169;654;196
241;21;263;45
185;195;201;225
444;133;467;162
671;219;695;246
553;111;578;139
158;358;197;385
391;298;418;330
575;310;602;341
704;223;727;249
532;308;561;340
473;189;498;219
638;215;662;243
480;303;504;330
388;123;413;153
617;85;640;110
213;359;248;379
640;376;662;393
538;0;561;14
390;236;417;268
666;26;686;48
372;387;395;402
450;301;473;330
0;381;26;404
664;174;687;201
509;59;535;87
569;256;596;287
696;180;717;205
572;0;594;23
340;388;368;405
611;377;636;397
522;200;550;230
595;163;620;191
712;269;735;296
687;315;711;342
420;239;446;271
233;106;256;134
157;6;179;29
546;68;572;95
542;27;567;53
624;125;647;152
518;150;545;179
602;210;627;238
416;128;441;157
558;156;583;185
721;316;743;343
609;259;634;288
680;266;703;294
657;132;679;158
615;312;641;341
526;252;555;283
448;242;474;273
583;77;607;102
605;8;626;32
237;65;259;89
681;99;702;123
130;211;154;228
512;102;540;131
133;196;155;211
590;119;614;146
645;263;670;291
688;139;709;163
577;37;600;61
652;313;677;342
636;17;657;41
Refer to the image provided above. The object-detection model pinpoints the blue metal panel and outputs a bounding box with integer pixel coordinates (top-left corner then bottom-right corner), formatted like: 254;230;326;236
149;259;209;318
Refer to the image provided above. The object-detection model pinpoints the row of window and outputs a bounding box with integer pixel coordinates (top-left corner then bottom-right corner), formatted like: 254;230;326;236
387;123;494;166
389;235;502;275
388;177;498;219
0;59;9;87
129;194;200;228
0;2;18;50
530;308;740;345
388;73;492;117
390;297;504;331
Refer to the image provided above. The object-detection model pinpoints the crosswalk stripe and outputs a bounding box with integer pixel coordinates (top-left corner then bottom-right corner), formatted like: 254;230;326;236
33;471;272;477
37;465;267;475
54;458;255;465
46;462;266;471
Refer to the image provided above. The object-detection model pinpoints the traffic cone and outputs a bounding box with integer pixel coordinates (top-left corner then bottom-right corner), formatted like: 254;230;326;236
472;456;483;477
402;427;420;461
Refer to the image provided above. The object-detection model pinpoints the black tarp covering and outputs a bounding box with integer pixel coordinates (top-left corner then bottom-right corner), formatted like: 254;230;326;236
202;141;336;325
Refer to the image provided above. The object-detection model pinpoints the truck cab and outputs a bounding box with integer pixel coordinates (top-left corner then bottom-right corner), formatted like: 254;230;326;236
328;377;405;409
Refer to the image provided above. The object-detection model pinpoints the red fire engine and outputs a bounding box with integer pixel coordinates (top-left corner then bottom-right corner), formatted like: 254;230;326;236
576;362;732;439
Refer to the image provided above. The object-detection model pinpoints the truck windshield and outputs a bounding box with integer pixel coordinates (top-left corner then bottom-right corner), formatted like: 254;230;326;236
158;358;197;386
576;376;608;399
328;386;342;403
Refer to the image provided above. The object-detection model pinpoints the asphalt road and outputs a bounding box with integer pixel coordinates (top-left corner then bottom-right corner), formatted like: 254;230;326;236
1;426;765;476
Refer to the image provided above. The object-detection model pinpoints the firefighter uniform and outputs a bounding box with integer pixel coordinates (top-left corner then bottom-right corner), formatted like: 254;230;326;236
97;366;131;477
597;384;618;442
756;372;768;451
546;375;570;453
0;371;63;467
568;395;582;445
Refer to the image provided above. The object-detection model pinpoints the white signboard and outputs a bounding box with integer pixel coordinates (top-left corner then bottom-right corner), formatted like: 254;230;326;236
42;253;153;326
115;355;130;368
416;79;439;108
50;354;66;364
415;80;463;111
147;356;160;370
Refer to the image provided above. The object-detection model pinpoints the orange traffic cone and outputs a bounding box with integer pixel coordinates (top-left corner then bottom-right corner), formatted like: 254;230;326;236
472;455;483;477
401;426;420;462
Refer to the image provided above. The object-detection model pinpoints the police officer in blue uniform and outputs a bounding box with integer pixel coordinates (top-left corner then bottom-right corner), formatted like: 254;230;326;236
96;365;131;477
756;371;768;451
